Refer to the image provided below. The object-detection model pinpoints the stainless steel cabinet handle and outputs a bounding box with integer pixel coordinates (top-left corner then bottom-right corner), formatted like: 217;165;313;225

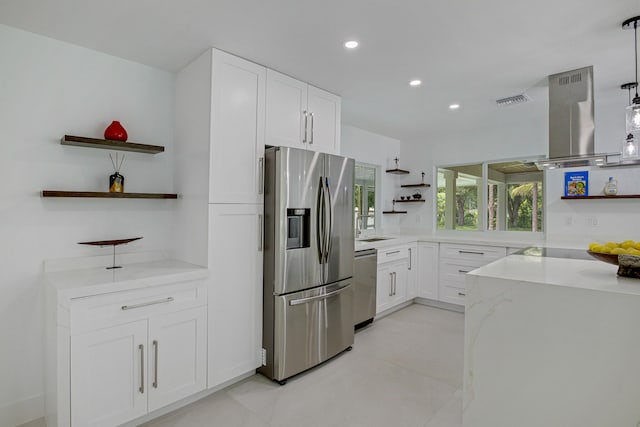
459;250;485;255
289;285;350;305
393;272;397;295
153;340;158;389
389;272;393;296
302;110;308;143
386;250;400;256
309;112;314;144
408;248;412;270
458;292;466;296
258;157;264;195
458;269;471;274
258;214;263;252
139;344;144;394
122;297;174;311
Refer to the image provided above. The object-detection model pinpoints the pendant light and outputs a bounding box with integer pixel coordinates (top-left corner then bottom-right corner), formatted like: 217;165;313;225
623;16;640;133
621;82;640;160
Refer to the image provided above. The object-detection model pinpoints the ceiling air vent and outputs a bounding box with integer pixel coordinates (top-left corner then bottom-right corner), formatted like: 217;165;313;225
495;94;530;107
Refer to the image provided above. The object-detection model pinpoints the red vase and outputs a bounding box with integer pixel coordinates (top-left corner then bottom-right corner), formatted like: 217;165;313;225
104;121;128;142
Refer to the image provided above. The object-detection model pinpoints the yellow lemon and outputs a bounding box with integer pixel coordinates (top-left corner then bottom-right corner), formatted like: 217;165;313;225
611;248;626;255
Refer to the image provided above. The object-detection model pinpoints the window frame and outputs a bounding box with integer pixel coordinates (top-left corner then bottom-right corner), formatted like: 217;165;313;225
354;162;381;235
434;158;545;235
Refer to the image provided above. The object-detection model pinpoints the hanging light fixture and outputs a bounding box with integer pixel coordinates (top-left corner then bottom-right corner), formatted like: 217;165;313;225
621;82;640;160
623;16;640;133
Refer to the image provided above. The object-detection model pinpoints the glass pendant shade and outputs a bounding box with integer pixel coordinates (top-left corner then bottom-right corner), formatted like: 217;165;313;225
622;133;640;160
625;104;640;133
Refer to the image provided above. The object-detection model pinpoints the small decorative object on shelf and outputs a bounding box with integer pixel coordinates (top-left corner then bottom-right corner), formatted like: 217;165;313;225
77;237;143;269
412;191;422;199
564;171;588;197
109;153;125;193
386;157;410;174
104;120;128;142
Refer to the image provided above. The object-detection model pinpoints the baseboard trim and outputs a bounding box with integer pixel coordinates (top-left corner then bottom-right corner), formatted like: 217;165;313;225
0;394;44;427
121;370;256;427
414;297;465;313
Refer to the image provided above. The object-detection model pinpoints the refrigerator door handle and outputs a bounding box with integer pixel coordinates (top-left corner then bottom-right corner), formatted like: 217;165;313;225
316;176;325;265
323;177;333;264
289;284;350;305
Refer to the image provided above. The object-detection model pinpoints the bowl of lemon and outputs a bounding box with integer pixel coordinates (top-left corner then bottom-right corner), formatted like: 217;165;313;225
587;240;640;266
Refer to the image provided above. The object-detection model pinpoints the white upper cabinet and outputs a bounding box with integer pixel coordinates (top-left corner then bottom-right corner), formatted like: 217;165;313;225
175;48;266;206
266;69;341;154
210;50;266;204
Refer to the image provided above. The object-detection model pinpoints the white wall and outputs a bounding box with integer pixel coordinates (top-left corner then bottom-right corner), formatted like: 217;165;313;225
341;125;403;232
0;25;176;426
401;80;637;245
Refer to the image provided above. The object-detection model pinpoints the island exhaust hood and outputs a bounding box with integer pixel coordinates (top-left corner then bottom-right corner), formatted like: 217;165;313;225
538;66;616;168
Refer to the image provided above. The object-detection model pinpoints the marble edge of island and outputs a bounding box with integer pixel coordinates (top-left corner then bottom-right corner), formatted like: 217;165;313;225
467;253;640;297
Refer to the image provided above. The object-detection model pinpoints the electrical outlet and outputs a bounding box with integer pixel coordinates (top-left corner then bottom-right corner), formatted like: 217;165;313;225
565;216;573;226
585;216;598;227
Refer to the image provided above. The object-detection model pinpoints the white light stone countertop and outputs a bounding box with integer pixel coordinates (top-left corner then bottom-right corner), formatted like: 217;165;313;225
354;232;544;252
468;253;640;296
45;258;208;301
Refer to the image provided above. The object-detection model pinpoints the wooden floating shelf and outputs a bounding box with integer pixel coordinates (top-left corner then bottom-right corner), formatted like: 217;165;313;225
561;195;640;200
385;168;410;175
61;135;165;154
383;210;407;214
400;183;431;188
42;191;178;199
78;237;143;246
393;199;425;203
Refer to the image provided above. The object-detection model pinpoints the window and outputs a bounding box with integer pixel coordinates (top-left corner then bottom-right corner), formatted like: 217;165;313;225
487;162;543;232
437;160;543;233
354;164;377;233
437;164;482;230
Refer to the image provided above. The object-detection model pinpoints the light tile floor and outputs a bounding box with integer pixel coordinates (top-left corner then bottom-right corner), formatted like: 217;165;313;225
141;304;463;427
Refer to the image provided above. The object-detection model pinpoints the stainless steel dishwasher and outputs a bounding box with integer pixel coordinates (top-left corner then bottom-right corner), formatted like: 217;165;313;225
353;248;377;329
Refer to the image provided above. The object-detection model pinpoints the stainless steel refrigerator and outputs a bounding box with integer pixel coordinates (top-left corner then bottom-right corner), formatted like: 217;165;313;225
259;146;355;384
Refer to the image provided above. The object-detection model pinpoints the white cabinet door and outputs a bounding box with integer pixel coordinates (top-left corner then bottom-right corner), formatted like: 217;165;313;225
376;263;394;314
210;49;266;204
307;85;341;155
265;69;308;149
390;259;408;306
418;242;439;300
406;243;418;299
71;320;148;427
148;306;207;412
208;204;263;387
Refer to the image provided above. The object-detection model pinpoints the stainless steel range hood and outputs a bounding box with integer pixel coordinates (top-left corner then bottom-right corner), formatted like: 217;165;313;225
538;66;615;168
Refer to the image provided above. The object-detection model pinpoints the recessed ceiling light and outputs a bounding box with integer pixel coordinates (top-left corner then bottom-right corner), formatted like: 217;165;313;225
344;40;359;49
449;104;460;109
409;80;422;87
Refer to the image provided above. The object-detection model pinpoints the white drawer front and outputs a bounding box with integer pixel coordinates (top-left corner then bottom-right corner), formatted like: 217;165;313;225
440;243;506;263
377;246;409;265
439;284;467;305
70;280;207;334
439;261;478;288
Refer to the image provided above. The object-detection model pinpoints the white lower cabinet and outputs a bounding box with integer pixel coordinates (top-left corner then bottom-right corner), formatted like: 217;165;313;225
208;204;263;388
376;245;410;314
438;243;506;306
417;242;439;300
47;273;208;427
71;320;148;427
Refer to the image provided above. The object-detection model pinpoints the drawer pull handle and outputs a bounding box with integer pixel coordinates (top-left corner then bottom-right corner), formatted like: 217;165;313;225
458;292;466;296
458;250;484;255
122;297;174;311
386;250;401;255
458;269;471;274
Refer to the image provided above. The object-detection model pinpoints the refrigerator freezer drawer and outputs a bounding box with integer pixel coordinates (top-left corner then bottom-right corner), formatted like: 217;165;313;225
272;280;354;381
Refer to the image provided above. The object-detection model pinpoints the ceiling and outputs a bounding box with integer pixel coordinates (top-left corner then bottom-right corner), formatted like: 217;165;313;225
1;0;639;142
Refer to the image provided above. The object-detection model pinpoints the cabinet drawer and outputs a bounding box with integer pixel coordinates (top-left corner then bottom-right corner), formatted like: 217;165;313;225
377;246;409;265
439;260;482;288
440;243;506;263
70;280;207;334
439;284;466;306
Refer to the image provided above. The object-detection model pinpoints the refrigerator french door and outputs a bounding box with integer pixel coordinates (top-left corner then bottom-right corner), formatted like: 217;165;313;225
261;146;355;383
